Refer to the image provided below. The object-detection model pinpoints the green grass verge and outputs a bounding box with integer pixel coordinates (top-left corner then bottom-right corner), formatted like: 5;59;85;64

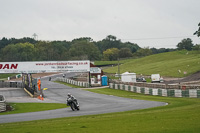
0;103;66;115
0;74;17;80
54;81;85;88
94;58;133;66
102;50;200;77
1;88;200;133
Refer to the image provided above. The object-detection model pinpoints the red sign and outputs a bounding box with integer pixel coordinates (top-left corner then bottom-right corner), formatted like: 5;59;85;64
0;64;18;69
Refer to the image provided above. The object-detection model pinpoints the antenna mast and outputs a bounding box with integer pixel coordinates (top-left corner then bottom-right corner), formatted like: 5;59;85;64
32;33;38;40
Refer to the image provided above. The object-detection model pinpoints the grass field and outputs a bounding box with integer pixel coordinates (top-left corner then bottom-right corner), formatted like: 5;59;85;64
0;103;66;115
0;88;200;133
101;50;200;77
0;74;17;80
94;58;134;66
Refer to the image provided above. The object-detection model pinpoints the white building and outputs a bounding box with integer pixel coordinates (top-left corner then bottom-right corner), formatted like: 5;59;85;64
121;72;136;82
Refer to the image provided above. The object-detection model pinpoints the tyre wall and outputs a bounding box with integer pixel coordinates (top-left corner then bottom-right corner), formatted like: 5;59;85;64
109;83;200;98
0;95;6;112
56;77;90;88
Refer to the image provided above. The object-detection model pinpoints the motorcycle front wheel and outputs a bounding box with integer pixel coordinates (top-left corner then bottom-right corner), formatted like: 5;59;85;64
70;103;76;111
76;106;80;110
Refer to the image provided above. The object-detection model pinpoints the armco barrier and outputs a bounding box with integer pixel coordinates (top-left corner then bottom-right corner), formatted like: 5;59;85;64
0;95;6;112
109;83;200;98
56;77;89;88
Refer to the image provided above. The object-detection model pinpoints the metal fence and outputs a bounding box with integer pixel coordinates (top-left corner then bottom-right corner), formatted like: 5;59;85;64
0;95;6;112
0;82;24;88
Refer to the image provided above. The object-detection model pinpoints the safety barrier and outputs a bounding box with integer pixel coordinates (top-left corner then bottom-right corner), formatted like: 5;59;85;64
56;77;90;88
109;83;200;98
0;82;23;88
110;80;200;90
0;95;6;112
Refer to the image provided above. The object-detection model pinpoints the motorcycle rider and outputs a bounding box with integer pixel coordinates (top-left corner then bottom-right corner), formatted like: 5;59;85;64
67;93;79;107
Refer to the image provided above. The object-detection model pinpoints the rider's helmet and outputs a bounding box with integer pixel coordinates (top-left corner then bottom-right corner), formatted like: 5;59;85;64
67;93;71;97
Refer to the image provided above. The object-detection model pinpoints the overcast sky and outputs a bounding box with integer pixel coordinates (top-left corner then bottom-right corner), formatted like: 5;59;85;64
1;0;200;48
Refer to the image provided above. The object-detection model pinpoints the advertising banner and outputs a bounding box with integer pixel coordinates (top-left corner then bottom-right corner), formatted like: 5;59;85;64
90;67;101;74
0;60;90;73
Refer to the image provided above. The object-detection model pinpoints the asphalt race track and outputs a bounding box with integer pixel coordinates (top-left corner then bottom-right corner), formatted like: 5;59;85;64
0;73;166;123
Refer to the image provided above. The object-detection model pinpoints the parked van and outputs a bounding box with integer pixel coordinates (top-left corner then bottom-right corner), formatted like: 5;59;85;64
151;74;162;83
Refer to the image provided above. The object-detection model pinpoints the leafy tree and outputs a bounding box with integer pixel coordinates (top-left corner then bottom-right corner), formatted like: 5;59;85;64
0;37;37;50
133;47;152;57
192;44;200;51
97;35;121;53
0;35;179;62
72;37;93;44
177;38;194;51
0;37;10;49
34;41;51;61
34;41;69;61
17;43;35;61
1;43;35;61
69;39;101;60
10;37;37;45
151;48;157;54
51;40;71;49
194;22;200;37
103;48;119;61
151;48;175;54
1;44;17;61
50;42;69;60
119;48;132;58
120;42;140;53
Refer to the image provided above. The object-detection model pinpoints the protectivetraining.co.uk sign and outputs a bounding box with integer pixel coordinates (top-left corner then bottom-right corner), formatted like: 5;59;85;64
0;60;90;73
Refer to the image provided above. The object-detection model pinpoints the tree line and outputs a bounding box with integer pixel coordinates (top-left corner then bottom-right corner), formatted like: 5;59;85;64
0;32;199;62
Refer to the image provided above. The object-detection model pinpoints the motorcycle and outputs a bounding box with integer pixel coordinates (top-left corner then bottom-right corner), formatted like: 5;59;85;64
66;97;80;111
